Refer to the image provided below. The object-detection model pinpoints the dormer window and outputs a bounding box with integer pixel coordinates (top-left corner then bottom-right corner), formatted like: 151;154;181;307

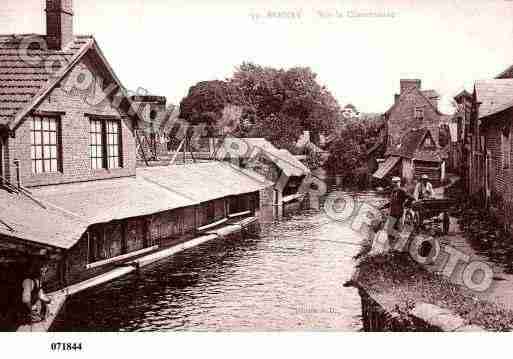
414;107;424;121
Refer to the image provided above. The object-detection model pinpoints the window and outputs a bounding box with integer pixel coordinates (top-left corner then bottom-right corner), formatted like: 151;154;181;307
89;118;122;169
424;136;433;147
30;116;60;174
90;119;103;169
502;127;511;169
414;107;424;121
106;120;120;169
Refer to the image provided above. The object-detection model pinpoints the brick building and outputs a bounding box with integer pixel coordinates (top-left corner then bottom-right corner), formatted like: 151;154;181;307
372;79;450;184
0;0;274;323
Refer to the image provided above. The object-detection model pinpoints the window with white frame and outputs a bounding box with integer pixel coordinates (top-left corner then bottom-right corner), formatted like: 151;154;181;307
30;116;60;174
106;120;120;169
90;119;104;169
89;118;122;170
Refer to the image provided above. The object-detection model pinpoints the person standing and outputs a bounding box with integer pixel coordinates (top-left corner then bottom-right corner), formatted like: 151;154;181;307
21;258;51;324
379;177;414;241
414;174;434;201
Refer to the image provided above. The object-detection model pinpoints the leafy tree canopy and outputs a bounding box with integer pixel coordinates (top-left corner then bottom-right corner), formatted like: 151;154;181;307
179;62;340;152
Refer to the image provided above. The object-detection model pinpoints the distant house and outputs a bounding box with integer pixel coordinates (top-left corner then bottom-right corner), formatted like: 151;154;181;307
467;79;513;231
374;128;446;185
294;131;329;162
372;79;450;184
342;103;360;120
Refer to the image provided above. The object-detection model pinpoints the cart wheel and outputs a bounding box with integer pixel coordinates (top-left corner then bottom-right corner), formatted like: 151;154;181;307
443;212;450;234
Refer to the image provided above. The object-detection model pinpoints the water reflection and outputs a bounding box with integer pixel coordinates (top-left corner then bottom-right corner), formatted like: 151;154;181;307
53;198;381;331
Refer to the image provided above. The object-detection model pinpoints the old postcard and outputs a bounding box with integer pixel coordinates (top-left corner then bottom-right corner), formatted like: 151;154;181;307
1;0;513;356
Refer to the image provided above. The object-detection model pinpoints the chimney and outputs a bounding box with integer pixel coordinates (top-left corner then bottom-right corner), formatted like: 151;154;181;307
400;79;421;94
46;0;74;50
394;94;400;104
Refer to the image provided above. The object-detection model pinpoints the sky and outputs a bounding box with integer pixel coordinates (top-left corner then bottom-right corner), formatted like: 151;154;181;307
2;0;513;114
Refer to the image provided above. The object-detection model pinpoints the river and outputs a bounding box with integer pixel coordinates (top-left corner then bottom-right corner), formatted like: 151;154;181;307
52;193;383;331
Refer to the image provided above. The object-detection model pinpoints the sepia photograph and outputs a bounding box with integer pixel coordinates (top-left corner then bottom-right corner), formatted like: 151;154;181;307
1;0;513;354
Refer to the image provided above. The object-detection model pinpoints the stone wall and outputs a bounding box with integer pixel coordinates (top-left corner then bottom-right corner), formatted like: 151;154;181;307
357;287;484;332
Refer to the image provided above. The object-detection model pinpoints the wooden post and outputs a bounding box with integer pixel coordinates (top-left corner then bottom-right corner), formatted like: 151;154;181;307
86;231;91;265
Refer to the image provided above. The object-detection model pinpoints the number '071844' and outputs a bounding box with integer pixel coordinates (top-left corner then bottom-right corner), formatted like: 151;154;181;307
50;343;83;351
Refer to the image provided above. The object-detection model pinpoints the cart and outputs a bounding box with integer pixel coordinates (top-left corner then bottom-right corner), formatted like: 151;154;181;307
404;198;455;234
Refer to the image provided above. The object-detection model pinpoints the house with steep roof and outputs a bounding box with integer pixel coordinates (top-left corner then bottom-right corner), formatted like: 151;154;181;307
466;78;513;231
0;1;274;313
373;127;446;184
372;79;450;184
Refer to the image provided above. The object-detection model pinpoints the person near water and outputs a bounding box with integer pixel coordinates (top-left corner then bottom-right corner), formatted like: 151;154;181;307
21;257;51;324
413;174;434;201
379;176;414;239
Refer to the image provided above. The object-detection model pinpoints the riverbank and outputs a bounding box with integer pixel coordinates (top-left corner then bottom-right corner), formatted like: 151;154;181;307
17;217;259;332
355;251;513;331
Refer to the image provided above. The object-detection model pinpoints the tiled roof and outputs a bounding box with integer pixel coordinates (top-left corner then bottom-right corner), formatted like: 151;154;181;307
137;161;273;203
0;34;93;126
0;188;88;249
218;138;310;177
475;79;513;119
373;156;400;179
387;128;429;158
386;128;444;163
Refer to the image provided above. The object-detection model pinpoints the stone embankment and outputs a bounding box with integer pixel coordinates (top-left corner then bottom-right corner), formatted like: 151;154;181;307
358;287;484;332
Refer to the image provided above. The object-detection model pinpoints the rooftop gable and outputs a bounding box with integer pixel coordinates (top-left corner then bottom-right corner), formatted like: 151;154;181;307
475;79;513;120
0;34;141;130
385;85;442;117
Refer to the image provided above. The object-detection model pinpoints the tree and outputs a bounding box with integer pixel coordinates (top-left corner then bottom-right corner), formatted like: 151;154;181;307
179;80;242;127
325;112;385;186
228;62;339;148
179;63;340;153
